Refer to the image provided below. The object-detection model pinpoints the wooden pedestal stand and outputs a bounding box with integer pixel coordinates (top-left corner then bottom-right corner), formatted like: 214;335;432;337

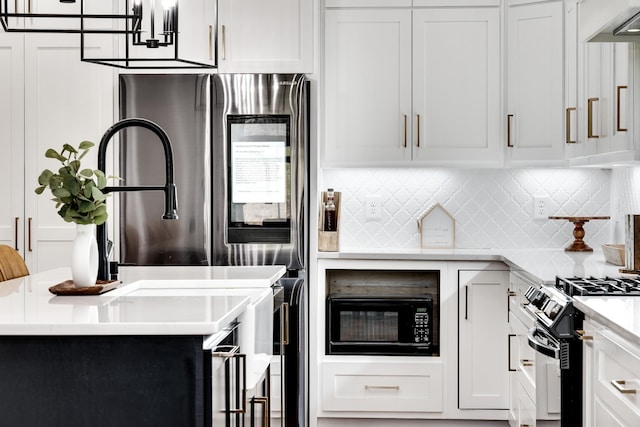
549;216;610;252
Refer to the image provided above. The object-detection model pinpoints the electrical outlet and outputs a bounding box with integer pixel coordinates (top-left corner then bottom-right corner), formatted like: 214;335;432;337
533;196;550;219
365;195;382;220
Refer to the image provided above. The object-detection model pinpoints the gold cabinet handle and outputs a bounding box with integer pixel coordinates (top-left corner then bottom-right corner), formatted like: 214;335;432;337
507;114;514;147
521;359;534;367
14;217;19;251
617;85;628;132
587;98;600;138
611;380;636;394
208;25;213;61
252;397;270;427
508;290;517;297
365;385;400;391
566;107;576;143
403;114;407;148
576;329;593;341
221;25;226;60
416;114;421;147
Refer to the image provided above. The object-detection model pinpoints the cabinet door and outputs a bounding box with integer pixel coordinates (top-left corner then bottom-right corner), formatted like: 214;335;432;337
324;9;412;165
459;269;509;409
412;7;501;165
506;0;564;165
218;0;312;73
0;35;24;252
23;34;114;273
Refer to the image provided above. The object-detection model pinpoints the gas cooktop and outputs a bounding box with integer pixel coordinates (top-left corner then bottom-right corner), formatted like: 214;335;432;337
556;276;640;296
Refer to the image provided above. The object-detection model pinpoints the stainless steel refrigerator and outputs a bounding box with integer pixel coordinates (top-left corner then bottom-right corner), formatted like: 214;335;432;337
118;73;309;427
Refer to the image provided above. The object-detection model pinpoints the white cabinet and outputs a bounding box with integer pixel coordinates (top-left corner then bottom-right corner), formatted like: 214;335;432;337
458;269;510;409
506;0;564;165
217;0;313;73
323;8;412;164
323;2;501;166
4;0;115;31
565;0;634;165
321;359;444;413
0;33;114;273
583;318;640;427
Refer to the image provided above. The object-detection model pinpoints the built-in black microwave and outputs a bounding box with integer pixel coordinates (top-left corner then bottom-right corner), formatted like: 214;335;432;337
326;295;435;356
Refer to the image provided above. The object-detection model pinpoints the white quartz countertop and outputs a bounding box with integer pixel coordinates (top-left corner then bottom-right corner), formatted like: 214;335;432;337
0;265;286;336
573;296;640;346
319;248;624;283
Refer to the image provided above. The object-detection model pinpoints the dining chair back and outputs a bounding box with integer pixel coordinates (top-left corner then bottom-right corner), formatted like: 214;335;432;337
0;245;29;282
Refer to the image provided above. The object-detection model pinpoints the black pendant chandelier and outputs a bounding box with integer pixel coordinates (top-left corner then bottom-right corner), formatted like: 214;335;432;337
0;0;217;69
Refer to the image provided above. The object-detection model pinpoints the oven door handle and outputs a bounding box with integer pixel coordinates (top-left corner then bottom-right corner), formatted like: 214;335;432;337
527;326;560;359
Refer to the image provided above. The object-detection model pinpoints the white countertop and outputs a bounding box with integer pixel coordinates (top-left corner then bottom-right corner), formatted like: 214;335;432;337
319;247;624;283
0;265;286;336
573;296;640;346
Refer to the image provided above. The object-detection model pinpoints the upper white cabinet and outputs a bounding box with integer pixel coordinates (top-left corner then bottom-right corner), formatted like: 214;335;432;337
506;0;564;165
217;0;313;73
3;0;116;31
324;9;412;164
0;33;114;273
323;2;501;166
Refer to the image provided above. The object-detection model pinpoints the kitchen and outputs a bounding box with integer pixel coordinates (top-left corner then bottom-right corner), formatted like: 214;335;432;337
1;0;640;426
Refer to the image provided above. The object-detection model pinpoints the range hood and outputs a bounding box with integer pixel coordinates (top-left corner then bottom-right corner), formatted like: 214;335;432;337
581;0;640;42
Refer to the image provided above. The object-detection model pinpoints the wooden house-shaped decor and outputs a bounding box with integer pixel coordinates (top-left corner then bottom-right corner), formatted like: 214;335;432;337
417;203;455;249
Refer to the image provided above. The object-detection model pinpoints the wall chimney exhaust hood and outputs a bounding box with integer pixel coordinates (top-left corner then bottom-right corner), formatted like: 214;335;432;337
581;0;640;42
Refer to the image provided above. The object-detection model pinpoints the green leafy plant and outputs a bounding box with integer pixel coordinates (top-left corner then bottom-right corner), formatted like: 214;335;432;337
35;141;112;225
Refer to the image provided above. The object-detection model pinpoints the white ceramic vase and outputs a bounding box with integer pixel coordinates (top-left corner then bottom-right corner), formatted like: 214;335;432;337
71;223;99;287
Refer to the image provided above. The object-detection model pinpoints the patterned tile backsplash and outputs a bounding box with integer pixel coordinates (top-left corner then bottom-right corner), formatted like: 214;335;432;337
321;167;632;250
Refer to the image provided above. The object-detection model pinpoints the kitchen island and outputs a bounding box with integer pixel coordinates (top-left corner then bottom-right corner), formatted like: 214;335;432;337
0;265;285;427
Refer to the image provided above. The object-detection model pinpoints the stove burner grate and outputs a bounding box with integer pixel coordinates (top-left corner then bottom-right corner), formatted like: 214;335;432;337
556;276;640;296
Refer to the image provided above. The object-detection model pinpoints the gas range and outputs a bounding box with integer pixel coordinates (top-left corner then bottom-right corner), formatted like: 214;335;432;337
524;276;640;338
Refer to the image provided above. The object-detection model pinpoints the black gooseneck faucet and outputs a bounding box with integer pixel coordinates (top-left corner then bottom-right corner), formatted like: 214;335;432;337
96;118;178;281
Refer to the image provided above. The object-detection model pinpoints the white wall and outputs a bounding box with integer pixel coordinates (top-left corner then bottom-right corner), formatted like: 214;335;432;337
321;167;613;250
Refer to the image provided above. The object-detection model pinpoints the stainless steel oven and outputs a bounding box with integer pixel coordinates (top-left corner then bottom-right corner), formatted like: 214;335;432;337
326;295;435;356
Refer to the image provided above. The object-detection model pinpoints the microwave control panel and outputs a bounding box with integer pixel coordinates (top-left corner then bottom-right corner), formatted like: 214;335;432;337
414;308;431;344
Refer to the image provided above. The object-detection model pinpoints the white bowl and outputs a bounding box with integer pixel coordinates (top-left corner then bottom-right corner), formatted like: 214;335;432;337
602;244;625;266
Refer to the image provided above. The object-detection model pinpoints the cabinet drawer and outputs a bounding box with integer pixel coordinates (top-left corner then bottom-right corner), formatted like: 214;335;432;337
594;329;640;425
321;359;443;413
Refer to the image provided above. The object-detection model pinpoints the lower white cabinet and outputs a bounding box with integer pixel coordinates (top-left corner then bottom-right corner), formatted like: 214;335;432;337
321;359;444;413
583;318;640;427
458;269;510;409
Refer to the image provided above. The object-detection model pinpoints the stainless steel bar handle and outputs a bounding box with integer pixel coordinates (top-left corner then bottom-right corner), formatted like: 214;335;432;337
507;114;514;147
416;114;421;147
566;107;576;144
229;353;247;414
253;397;270;427
27;217;32;252
221;25;226;60
403;114;407;148
282;302;290;345
617;85;628;132
587;97;600;138
365;385;400;390
14;217;19;251
208;25;213;61
611;379;636;394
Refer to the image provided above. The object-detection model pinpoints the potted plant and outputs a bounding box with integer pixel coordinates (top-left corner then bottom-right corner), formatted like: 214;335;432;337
35;141;112;287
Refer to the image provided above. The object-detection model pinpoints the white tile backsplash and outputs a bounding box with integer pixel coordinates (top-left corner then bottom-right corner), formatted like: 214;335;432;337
321;168;616;250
